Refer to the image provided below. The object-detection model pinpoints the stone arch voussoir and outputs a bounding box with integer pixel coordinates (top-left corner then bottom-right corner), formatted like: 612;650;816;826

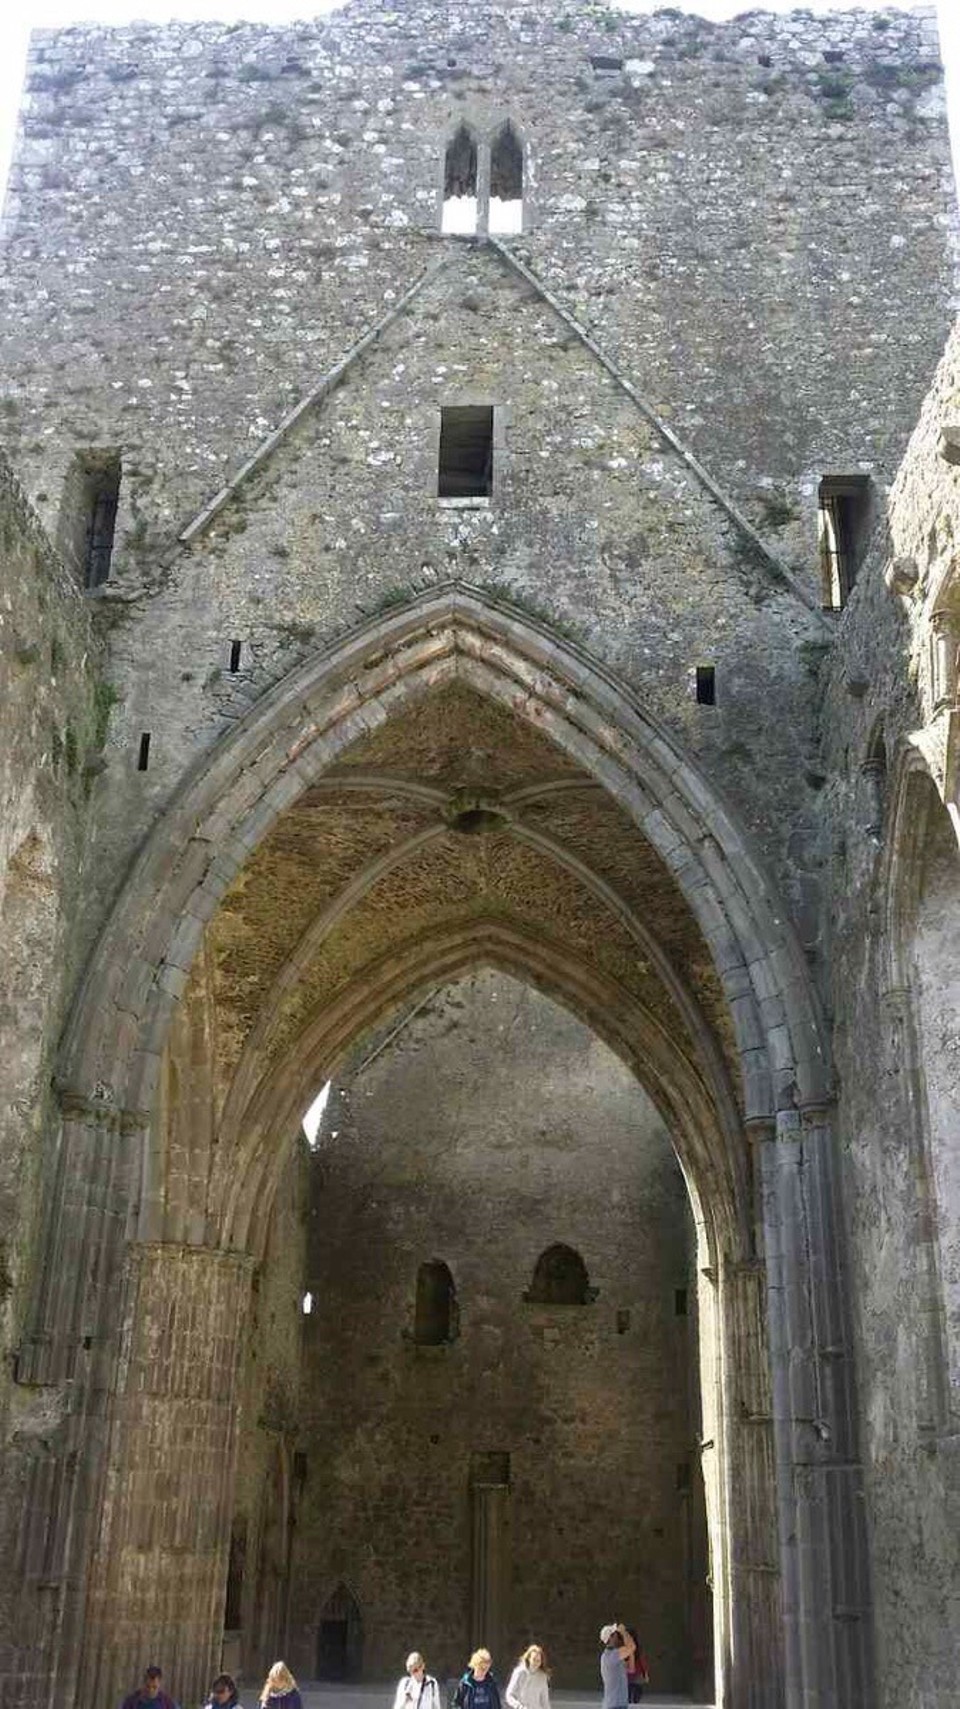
59;585;830;1142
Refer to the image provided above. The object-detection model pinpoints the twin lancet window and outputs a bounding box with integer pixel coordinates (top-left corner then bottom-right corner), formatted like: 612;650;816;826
442;122;524;236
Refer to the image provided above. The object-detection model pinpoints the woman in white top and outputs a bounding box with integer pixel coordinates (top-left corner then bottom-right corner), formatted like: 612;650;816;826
505;1644;551;1709
393;1652;442;1709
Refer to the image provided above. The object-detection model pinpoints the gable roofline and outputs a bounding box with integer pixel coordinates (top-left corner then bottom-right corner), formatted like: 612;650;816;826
176;235;830;628
177;253;449;546
487;237;828;625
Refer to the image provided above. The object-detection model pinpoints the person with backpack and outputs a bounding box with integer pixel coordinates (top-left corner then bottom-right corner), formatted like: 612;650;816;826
393;1651;442;1709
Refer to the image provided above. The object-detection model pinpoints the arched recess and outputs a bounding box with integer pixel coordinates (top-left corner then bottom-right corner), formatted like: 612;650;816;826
32;586;868;1709
885;751;960;1420
524;1243;594;1305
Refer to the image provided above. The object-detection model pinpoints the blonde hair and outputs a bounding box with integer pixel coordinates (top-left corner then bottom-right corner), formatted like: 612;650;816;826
406;1655;425;1672
469;1651;492;1672
260;1663;297;1705
520;1644;549;1676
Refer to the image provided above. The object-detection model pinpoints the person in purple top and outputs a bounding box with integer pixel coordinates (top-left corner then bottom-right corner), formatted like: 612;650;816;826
120;1665;179;1709
258;1661;302;1709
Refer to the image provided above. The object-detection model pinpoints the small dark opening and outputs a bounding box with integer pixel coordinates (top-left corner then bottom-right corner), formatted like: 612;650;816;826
526;1243;594;1306
414;1260;458;1345
490;123;523;202
317;1621;348;1681
137;732;151;771
84;462;121;588
229;639;242;672
823;48;845;63
674;1286;688;1317
819;475;872;609
757;52;773;67
676;1461;692;1493
616;1308;631;1335
695;666;716;706
444;124;477;198
438;405;493;498
224;1521;247;1630
450;805;507;835
470;1450;511;1487
590;53;623;72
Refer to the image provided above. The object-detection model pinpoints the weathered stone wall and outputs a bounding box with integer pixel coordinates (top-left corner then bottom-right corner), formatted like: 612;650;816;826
290;972;703;1694
0;1;955;986
0;453;102;1707
823;320;960;1708
231;1139;309;1689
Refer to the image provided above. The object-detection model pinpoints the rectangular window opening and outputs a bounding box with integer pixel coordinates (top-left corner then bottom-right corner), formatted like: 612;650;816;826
229;639;243;673
59;450;122;589
676;1461;692;1494
695;665;716;706
590;53;624;73
818;474;872;610
137;732;151;771
438;405;494;500
674;1286;688;1317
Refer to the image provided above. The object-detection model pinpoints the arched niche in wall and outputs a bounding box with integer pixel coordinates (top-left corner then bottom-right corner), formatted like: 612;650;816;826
413;1258;459;1344
524;1242;596;1305
316;1582;363;1681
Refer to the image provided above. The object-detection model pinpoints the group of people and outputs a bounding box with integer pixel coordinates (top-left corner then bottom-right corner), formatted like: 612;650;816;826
394;1625;649;1709
122;1626;650;1709
121;1661;303;1709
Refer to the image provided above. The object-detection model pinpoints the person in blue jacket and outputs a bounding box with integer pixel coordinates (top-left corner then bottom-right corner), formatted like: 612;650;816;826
454;1648;501;1709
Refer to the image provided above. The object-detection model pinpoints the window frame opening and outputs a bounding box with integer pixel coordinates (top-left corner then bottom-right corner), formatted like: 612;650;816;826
437;404;495;505
489;122;524;236
59;449;122;589
442;123;479;236
524;1242;597;1306
818;474;872;610
413;1259;459;1346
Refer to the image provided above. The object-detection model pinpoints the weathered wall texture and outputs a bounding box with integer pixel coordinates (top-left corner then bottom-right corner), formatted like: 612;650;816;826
0;3;957;1706
0;453;101;1707
0;1;955;975
290;972;703;1693
823;318;960;1707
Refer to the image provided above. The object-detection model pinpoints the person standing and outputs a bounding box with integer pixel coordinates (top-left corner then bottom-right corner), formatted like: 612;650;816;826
393;1651;442;1709
120;1665;180;1709
204;1676;242;1709
454;1648;502;1709
505;1643;551;1709
258;1662;302;1709
599;1623;635;1709
202;1674;240;1702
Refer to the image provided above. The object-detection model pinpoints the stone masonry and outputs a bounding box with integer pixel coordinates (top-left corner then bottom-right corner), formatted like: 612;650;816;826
0;4;957;1708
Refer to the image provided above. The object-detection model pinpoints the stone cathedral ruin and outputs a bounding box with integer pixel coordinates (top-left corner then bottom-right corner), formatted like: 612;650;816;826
0;1;959;1705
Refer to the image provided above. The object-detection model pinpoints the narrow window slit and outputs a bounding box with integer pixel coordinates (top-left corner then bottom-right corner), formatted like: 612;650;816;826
137;732;151;771
590;53;623;73
675;1286;688;1317
438;405;494;500
229;639;242;672
695;666;716;706
819;474;872;609
442;125;478;235
489;123;524;235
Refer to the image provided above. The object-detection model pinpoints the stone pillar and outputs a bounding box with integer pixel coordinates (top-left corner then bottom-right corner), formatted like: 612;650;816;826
9;1095;143;1709
77;1243;253;1709
720;1246;784;1709
759;1107;873;1708
469;1454;511;1663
